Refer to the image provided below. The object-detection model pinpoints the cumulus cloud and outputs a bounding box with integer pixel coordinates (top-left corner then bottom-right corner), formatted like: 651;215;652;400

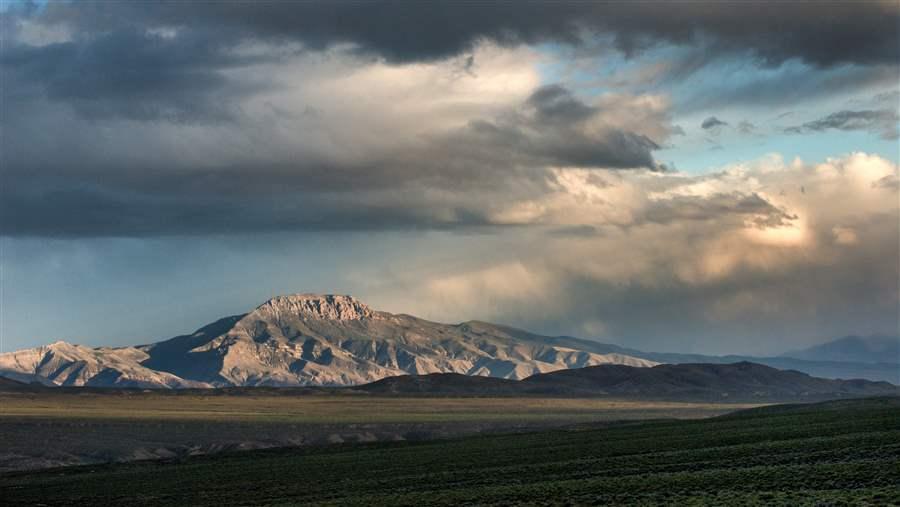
370;153;898;354
1;37;676;237
441;85;669;171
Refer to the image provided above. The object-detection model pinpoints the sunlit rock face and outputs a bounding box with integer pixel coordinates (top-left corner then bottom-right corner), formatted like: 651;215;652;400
0;341;208;388
0;294;656;388
253;294;377;321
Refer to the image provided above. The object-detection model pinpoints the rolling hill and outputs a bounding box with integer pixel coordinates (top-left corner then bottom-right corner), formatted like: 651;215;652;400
361;362;899;401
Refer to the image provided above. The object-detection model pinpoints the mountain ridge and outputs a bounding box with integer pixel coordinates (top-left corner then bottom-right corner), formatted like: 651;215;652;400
362;361;900;401
781;335;900;364
3;361;894;403
2;293;897;388
554;337;900;383
0;293;656;388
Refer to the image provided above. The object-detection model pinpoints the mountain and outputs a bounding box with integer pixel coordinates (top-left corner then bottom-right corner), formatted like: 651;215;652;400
3;293;895;388
0;294;655;388
0;341;209;388
560;340;900;383
362;362;900;401
782;335;900;364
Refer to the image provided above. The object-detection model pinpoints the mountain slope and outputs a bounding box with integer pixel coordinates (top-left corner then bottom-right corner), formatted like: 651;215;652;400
563;339;900;383
3;293;894;388
782;335;900;364
362;362;900;401
0;341;209;388
0;294;655;388
521;361;899;400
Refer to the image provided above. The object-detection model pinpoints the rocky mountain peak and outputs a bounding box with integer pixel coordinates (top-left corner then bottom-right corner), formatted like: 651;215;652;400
253;293;375;321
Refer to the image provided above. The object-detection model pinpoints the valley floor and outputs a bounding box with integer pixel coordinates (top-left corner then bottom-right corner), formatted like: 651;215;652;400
0;392;751;472
1;397;898;505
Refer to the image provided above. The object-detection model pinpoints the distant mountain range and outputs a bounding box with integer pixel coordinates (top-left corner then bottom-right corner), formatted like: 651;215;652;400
362;362;900;401
2;361;895;402
782;335;899;364
579;341;900;384
0;293;897;388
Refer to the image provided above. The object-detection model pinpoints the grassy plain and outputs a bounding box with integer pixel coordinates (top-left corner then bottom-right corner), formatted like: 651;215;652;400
0;392;755;472
2;397;898;505
0;393;754;423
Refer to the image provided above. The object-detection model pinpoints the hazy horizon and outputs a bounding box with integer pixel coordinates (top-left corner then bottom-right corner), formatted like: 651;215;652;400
0;286;896;358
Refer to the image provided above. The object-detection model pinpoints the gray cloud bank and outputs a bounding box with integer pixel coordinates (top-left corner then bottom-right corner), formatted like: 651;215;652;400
786;109;900;140
2;77;674;236
25;0;900;66
2;0;898;124
8;0;896;238
6;1;686;238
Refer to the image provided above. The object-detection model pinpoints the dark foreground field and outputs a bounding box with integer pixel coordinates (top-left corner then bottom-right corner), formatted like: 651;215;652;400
3;397;898;506
0;392;752;471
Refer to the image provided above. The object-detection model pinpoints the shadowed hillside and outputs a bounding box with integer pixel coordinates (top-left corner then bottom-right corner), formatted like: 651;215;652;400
363;361;899;401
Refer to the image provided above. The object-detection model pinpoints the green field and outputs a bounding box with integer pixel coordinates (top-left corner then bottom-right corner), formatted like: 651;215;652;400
0;393;753;423
0;393;756;472
3;397;898;506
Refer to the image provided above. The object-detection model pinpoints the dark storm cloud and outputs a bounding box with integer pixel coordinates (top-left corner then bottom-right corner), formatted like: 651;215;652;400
4;0;896;121
448;85;661;170
1;1;896;238
0;82;663;237
526;85;596;123
1;25;268;122
456;118;658;170
785;109;899;140
0;184;493;237
700;117;728;130
33;0;899;66
0;158;491;237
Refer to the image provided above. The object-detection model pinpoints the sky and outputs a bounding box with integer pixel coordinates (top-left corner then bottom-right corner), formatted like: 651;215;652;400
1;0;898;356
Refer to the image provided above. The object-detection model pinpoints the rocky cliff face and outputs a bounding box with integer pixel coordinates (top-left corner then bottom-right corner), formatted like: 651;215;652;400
253;294;377;321
0;294;656;388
